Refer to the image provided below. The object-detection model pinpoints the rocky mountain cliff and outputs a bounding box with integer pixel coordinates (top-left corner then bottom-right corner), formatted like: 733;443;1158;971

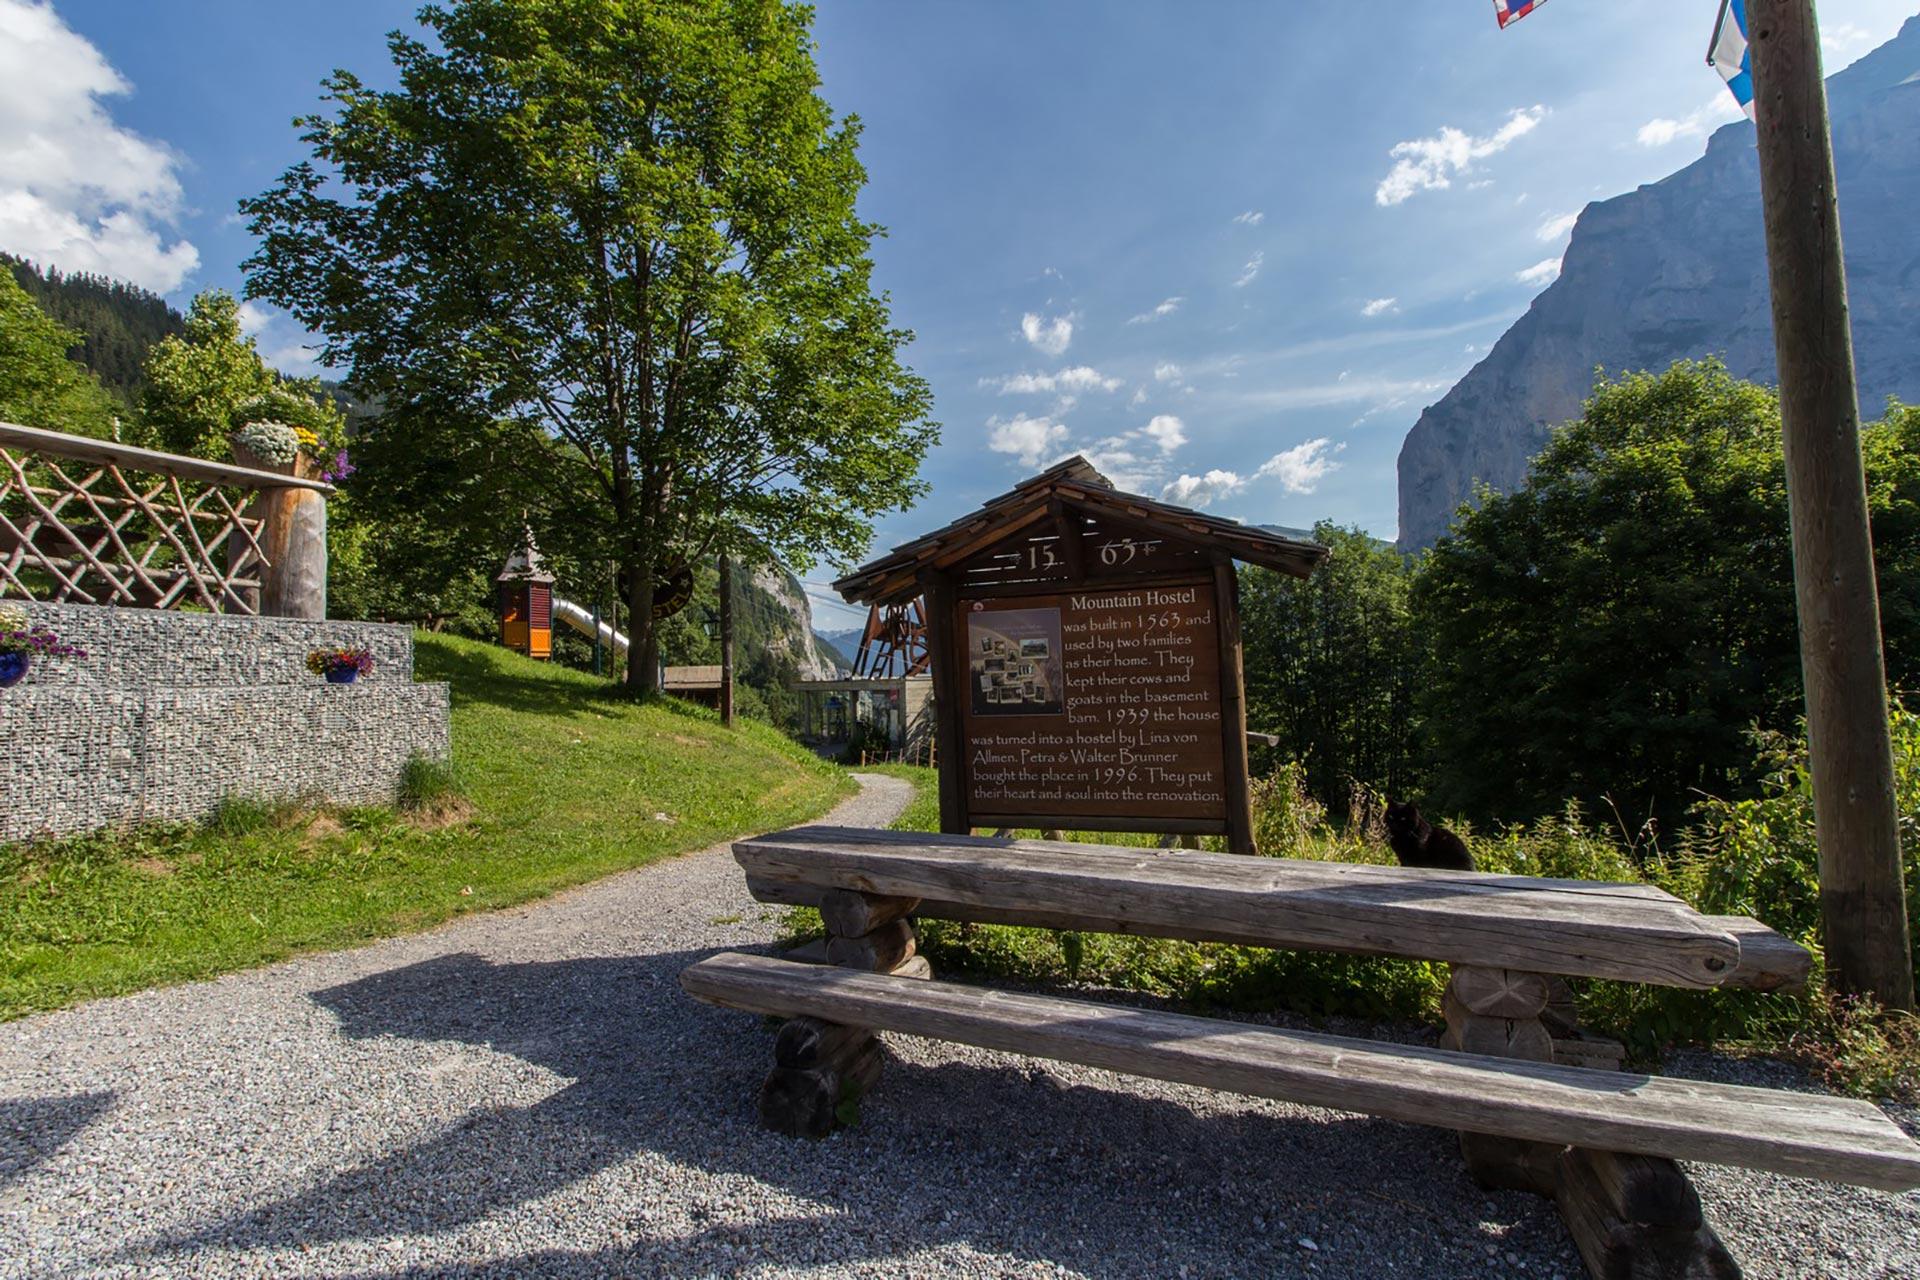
744;564;843;679
1397;18;1920;549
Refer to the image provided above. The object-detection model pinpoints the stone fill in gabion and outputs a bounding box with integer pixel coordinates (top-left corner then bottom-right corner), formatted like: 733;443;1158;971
0;602;450;842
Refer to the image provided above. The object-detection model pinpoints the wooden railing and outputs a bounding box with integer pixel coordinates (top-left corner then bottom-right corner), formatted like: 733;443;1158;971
0;421;333;618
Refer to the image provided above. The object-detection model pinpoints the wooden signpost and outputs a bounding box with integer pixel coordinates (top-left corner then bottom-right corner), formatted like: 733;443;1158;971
836;457;1324;853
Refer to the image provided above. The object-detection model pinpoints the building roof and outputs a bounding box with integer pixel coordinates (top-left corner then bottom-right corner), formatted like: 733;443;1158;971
834;456;1328;606
496;529;555;584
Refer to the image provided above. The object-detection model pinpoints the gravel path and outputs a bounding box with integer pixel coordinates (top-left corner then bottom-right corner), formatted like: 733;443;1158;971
3;770;1917;1278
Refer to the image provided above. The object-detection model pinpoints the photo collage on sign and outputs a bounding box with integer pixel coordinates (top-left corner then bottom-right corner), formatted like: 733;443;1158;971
966;605;1065;717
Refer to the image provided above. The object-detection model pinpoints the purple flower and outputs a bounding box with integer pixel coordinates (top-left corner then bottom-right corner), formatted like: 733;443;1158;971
0;623;85;660
321;450;357;484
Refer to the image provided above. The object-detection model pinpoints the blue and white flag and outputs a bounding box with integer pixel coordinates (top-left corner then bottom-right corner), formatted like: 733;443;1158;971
1493;0;1546;27
1709;0;1756;120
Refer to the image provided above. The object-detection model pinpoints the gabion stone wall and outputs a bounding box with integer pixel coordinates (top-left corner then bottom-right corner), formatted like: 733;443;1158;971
0;602;450;843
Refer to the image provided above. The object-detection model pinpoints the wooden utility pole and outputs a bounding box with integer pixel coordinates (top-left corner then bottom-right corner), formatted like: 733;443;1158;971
1749;0;1913;1007
719;552;735;727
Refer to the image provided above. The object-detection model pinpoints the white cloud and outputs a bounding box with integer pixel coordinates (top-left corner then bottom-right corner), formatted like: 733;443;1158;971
1256;438;1344;495
1127;296;1183;324
1535;212;1577;242
1636;94;1741;148
987;413;1069;467
1128;386;1149;408
1161;469;1246;509
1153;362;1183;384
1360;297;1398;318
1375;106;1545;207
1233;250;1263;288
1020;311;1074;356
230;298;323;375
1822;22;1872;54
236;300;273;337
1516;257;1562;287
0;0;198;292
1141;414;1187;453
988;366;1122;395
1232;210;1264;226
1224;375;1448;412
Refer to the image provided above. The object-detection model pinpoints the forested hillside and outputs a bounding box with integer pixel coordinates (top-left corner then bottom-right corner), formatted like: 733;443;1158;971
3;254;184;405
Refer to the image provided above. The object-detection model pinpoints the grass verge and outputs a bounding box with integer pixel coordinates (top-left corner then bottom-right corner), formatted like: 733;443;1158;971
0;633;852;1019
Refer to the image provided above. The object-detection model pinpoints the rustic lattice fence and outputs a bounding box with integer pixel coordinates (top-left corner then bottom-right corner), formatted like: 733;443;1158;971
0;422;332;618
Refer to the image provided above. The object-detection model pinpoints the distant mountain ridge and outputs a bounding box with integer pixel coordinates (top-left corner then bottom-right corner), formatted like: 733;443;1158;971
1396;17;1920;549
4;253;185;405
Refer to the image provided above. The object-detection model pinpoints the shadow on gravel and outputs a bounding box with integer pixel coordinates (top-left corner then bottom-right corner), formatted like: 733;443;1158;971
0;1090;115;1189
129;946;1578;1278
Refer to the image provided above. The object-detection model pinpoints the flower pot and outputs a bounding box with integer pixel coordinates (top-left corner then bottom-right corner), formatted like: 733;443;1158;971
325;667;358;685
0;651;27;688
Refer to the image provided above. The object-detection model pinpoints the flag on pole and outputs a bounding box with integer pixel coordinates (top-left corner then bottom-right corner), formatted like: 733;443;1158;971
1708;0;1756;120
1493;0;1546;27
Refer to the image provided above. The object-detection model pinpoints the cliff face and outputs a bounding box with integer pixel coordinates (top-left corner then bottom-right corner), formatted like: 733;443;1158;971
1396;18;1920;549
746;563;841;679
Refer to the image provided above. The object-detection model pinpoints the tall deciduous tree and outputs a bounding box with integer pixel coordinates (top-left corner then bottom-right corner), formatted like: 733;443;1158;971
139;292;277;458
1411;359;1920;830
242;0;935;691
0;270;120;440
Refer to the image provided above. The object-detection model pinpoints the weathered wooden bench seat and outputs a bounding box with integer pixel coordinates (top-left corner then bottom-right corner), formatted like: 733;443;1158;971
736;825;1809;990
681;950;1920;1192
686;825;1908;1277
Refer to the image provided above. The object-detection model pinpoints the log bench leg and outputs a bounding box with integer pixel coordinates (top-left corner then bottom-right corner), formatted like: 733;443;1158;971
757;891;928;1138
1443;965;1563;1197
1444;966;1742;1279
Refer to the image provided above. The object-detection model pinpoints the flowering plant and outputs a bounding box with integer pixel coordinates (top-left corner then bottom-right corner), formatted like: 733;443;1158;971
230;419;302;466
0;603;86;660
307;646;374;678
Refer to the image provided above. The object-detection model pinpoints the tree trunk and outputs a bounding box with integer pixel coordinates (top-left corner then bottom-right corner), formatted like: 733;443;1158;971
1750;0;1914;1008
625;551;660;695
719;552;735;727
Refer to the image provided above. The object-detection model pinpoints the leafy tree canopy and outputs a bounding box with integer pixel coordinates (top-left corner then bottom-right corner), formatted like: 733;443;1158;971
139;290;345;461
0;269;120;440
243;0;936;691
3;253;186;405
1241;523;1418;818
1412;359;1920;830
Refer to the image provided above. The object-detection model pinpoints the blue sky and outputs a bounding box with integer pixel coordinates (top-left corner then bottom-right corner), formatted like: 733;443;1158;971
3;0;1913;629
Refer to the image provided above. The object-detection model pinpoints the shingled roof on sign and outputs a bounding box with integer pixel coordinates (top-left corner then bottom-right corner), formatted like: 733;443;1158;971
834;455;1328;606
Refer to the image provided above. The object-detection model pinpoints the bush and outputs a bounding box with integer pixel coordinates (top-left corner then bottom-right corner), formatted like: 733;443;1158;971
397;753;462;815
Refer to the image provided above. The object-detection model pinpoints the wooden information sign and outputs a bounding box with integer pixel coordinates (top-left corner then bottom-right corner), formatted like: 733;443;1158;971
960;582;1227;825
833;457;1326;854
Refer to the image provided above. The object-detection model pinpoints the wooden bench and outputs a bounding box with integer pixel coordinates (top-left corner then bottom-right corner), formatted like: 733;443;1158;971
683;826;1919;1278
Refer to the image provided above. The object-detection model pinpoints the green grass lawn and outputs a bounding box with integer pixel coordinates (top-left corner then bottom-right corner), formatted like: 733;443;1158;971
0;633;853;1020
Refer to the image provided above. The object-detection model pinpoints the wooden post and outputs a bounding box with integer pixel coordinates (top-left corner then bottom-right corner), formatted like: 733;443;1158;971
1749;0;1913;1008
1213;558;1255;855
257;485;326;619
921;572;968;835
718;553;735;727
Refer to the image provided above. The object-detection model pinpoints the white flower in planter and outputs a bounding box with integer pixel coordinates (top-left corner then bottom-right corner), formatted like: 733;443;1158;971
230;420;302;466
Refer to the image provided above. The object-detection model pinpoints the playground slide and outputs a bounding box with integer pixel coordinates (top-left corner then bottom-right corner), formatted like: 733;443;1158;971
552;596;629;658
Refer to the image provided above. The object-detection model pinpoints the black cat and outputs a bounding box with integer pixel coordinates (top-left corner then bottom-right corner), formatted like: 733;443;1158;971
1383;800;1476;871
